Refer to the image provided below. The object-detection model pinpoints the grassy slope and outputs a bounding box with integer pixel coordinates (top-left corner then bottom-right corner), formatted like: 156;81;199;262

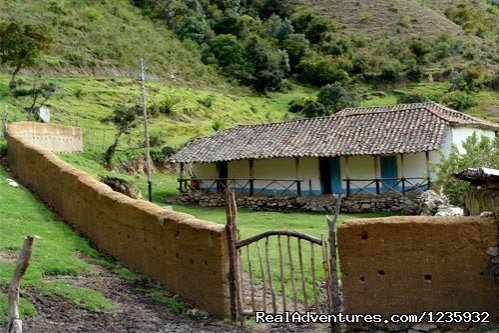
308;0;465;39
0;0;226;88
0;166;113;323
0;75;313;154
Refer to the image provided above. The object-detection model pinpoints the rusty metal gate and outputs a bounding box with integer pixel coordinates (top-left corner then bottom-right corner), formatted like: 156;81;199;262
225;191;341;328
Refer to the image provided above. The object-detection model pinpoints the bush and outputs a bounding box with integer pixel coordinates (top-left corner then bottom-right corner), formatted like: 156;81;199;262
489;71;499;91
298;53;350;86
149;95;179;115
316;82;357;114
0;141;7;157
396;93;430;104
435;133;498;205
435;91;477;111
301;100;327;118
198;95;216;108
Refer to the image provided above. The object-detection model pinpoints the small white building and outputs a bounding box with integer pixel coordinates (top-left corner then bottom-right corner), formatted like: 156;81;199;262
169;103;498;197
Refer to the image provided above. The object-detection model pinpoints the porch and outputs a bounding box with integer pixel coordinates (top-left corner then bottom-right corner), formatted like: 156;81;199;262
177;176;429;197
177;152;434;198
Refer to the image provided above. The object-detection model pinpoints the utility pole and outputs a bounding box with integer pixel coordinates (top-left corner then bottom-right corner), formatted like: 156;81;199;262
139;58;153;202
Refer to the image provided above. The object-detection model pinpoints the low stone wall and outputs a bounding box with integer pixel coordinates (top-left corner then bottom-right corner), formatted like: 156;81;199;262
7;122;229;318
338;216;499;326
177;192;419;214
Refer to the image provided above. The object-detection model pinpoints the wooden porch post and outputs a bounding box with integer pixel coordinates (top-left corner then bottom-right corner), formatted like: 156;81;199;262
179;162;184;192
345;156;350;196
249;159;254;196
425;151;431;188
295;157;301;196
400;154;406;195
373;155;380;195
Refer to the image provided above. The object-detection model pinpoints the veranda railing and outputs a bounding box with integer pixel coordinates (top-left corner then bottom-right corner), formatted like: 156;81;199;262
344;177;430;196
178;178;303;196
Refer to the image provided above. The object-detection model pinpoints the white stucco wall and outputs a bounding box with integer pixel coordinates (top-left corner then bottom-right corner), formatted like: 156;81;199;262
193;163;217;179
451;127;496;153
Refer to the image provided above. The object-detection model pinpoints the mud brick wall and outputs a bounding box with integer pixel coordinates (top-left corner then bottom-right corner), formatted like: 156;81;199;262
338;216;499;323
7;122;229;317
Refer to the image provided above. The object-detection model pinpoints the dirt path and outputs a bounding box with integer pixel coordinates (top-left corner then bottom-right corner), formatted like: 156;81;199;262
22;260;247;333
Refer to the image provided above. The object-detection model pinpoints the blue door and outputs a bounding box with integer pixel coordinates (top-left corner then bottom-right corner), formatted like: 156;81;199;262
319;157;342;194
380;156;398;192
329;156;342;194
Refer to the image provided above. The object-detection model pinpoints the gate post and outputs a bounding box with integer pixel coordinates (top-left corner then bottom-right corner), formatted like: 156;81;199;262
327;195;343;333
225;191;244;325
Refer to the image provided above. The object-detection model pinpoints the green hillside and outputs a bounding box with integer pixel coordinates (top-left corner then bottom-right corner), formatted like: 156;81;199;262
0;0;227;88
306;0;499;66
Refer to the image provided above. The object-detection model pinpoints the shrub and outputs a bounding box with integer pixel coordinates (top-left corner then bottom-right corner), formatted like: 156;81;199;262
198;95;216;108
149;95;179;115
316;82;357;114
435;91;477;111
298;53;350;86
396;93;430;104
280;34;309;68
301;100;327;118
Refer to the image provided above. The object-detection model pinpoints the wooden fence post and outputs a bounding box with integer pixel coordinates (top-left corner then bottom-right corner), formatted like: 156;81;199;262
8;236;35;333
327;196;342;333
225;191;244;325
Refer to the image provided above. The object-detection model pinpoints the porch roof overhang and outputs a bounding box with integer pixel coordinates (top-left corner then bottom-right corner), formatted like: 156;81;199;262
169;102;499;164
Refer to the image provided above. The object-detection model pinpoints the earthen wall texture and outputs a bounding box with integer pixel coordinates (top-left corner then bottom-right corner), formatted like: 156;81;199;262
7;122;229;318
338;216;499;322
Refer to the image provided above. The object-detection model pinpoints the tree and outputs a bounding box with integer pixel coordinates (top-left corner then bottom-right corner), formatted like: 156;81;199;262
316;82;357;114
280;34;309;68
209;34;245;67
101;105;139;168
435;133;498;205
0;20;53;86
12;76;57;121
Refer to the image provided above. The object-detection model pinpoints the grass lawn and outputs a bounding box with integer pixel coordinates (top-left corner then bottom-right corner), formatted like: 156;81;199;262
0;165;115;324
174;204;396;306
58;150;397;307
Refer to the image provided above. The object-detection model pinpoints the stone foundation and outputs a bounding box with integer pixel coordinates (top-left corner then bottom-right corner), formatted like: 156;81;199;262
176;192;420;214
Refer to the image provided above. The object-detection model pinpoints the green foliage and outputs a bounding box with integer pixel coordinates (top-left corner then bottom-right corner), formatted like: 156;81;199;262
197;94;216;108
0;294;36;324
435;133;498;205
280;34;309;68
101;105;139;168
288;98;327;118
435;91;477;111
0;20;53;84
396;92;430;104
298;53;350;86
407;37;431;64
444;3;493;37
0;141;6;157
489;70;499;92
149;95;179;115
316;82;357;114
451;64;490;91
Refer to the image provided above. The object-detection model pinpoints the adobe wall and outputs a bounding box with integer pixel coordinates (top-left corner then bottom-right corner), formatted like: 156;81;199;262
7;122;229;318
338;216;499;324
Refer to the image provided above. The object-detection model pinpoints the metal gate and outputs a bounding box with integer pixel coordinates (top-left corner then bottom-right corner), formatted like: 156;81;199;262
225;191;341;327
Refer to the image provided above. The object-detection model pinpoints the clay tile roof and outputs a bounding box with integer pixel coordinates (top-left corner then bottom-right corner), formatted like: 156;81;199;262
169;102;499;163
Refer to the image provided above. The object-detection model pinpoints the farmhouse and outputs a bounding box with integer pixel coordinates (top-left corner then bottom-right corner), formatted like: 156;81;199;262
170;103;498;198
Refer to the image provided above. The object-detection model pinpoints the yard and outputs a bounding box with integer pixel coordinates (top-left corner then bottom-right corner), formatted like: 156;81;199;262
57;152;398;307
174;204;396;308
